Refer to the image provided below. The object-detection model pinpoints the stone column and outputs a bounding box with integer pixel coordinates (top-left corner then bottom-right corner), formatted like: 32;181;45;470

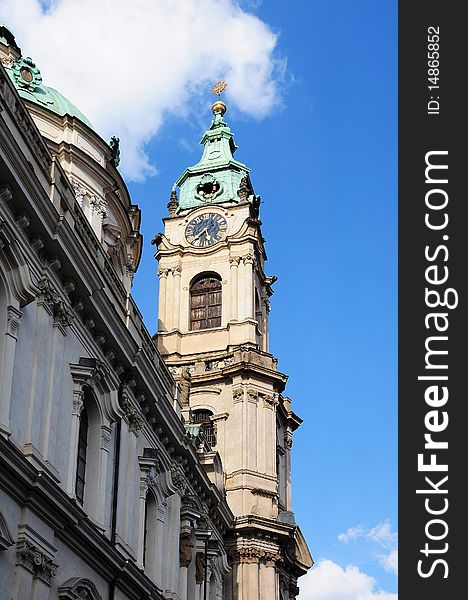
172;266;182;330
158;268;168;331
248;560;260;598
155;501;167;585
243;254;254;320
247;389;258;471
262;394;278;476
166;269;175;330
137;476;149;569
0;305;21;437
237;259;246;321
42;320;67;465
96;424;112;527
229;257;240;321
260;559;278;600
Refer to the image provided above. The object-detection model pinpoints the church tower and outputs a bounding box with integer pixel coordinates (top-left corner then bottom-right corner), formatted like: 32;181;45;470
154;86;312;599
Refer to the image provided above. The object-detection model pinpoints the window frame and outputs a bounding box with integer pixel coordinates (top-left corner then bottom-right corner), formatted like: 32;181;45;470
189;273;222;331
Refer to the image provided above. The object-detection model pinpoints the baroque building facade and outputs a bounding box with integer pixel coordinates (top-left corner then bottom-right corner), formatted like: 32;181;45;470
0;25;312;600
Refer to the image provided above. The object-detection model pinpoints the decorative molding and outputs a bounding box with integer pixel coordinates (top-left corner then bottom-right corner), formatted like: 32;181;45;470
262;393;279;409
58;577;103;600
170;464;187;496
16;540;58;585
0;184;13;204
233;387;244;403
247;388;258;404
6;305;22;338
179;533;195;568
120;388;144;431
231;547;282;566
37;278;74;328
100;426;112;451
205;356;234;372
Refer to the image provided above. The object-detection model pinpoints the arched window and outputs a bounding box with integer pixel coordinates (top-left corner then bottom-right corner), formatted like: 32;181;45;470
75;405;89;505
190;274;222;330
193;410;216;447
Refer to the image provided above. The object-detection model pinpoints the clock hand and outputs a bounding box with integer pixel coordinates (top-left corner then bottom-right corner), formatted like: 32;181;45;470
193;226;209;241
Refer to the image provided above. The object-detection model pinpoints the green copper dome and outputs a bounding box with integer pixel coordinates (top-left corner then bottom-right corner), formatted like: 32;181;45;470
1;26;93;129
7;56;93;129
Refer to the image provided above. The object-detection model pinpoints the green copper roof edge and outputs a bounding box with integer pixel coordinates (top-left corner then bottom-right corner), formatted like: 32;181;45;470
175;160;250;187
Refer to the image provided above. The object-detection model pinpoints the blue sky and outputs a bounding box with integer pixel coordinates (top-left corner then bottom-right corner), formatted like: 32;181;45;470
4;0;397;596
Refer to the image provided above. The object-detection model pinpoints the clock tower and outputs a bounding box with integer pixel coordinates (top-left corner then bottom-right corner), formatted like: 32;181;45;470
153;90;312;599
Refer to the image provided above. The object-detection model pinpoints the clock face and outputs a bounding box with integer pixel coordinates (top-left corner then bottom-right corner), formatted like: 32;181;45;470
185;212;228;247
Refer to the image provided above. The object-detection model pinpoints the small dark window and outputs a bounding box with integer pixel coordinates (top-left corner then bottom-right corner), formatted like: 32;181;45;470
190;275;222;330
193;410;216;447
75;406;89;505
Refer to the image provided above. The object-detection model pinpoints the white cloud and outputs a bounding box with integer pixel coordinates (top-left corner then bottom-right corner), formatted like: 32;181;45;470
337;520;398;578
378;549;398;576
367;521;398;548
1;0;285;180
338;526;366;543
298;560;397;600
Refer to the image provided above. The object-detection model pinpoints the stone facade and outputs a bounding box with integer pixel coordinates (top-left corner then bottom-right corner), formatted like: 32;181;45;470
0;26;312;600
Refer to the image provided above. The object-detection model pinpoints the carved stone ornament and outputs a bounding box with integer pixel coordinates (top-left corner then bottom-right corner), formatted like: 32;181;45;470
170;465;187;495
179;366;192;408
37;278;74;327
100;427;112;451
232;547;282;566
70;179;87;207
120;390;144;431
179;533;195;568
16;540;58;584
195;551;206;584
6;306;22;338
0;184;13;203
237;172;250;201
89;194;107;218
167;188;179;215
247;388;258;403
205;356;235;372
262;393;279;409
233;388;244;403
168;364;195;377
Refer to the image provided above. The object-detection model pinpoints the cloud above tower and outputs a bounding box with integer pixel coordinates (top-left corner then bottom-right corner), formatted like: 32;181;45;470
1;0;285;180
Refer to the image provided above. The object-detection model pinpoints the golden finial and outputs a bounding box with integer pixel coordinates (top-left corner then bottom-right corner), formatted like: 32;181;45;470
211;80;228;116
212;80;227;100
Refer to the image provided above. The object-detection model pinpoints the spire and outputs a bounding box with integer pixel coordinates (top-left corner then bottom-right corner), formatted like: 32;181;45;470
174;81;254;211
